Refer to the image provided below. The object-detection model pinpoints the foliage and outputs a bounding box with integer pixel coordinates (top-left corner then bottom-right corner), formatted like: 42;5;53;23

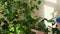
37;18;55;32
0;0;41;34
38;18;48;32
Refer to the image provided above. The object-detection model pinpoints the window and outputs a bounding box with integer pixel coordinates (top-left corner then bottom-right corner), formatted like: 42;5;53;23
44;5;54;20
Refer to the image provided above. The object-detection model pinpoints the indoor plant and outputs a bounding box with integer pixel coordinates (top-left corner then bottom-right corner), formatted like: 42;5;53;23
0;0;41;34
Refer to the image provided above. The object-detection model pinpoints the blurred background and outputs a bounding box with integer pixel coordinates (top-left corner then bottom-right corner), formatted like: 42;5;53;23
0;0;60;34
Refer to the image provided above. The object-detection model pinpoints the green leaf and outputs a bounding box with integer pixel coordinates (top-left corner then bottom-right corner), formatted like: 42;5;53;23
23;2;28;8
48;19;54;22
35;5;39;10
10;27;14;31
30;6;35;11
38;19;46;31
38;1;41;4
24;8;30;15
8;7;14;16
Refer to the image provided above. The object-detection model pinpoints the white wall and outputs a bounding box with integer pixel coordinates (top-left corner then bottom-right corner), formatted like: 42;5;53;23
38;0;60;19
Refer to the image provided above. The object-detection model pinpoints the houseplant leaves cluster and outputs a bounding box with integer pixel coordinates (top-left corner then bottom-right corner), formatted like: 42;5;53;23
0;0;41;34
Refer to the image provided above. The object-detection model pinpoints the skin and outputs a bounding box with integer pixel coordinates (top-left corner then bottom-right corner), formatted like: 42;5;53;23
31;29;45;34
57;23;60;27
57;23;60;30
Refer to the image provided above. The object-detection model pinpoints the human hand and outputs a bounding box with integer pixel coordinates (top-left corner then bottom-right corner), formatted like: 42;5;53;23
31;29;45;34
